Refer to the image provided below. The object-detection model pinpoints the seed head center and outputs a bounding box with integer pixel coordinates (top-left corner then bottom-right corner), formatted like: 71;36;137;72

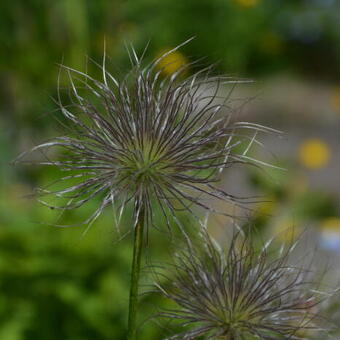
122;141;169;185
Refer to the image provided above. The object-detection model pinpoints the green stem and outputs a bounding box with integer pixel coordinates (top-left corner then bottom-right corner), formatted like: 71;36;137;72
127;206;145;340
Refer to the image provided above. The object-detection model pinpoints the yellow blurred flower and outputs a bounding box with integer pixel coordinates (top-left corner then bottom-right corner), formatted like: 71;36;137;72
234;0;261;8
298;138;330;169
156;49;188;76
320;217;340;232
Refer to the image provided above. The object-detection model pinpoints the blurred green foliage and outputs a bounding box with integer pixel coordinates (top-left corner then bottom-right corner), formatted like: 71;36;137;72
0;167;185;339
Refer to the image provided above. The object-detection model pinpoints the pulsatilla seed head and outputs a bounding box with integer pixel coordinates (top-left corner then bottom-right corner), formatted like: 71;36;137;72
156;229;335;339
14;40;276;233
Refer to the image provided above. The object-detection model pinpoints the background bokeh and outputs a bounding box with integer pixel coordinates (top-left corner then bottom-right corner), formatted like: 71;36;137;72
1;0;340;339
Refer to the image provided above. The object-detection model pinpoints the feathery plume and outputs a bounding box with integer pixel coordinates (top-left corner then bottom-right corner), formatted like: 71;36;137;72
156;229;335;339
14;40;276;234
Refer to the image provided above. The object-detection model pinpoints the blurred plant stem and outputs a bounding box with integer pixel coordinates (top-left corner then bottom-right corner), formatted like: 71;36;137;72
127;206;145;340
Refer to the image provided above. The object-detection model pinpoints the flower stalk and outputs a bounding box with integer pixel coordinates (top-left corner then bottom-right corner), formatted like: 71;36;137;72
127;205;145;340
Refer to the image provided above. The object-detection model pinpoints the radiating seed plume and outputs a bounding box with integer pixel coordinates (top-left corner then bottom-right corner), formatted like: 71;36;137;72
155;229;336;339
14;40;278;235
